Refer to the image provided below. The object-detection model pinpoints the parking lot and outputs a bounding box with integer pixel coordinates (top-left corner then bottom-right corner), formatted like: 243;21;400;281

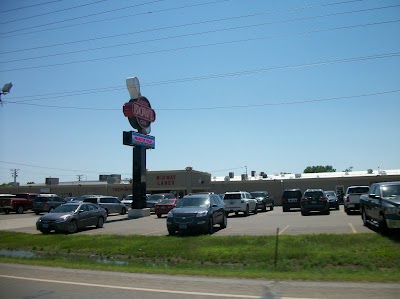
0;205;373;236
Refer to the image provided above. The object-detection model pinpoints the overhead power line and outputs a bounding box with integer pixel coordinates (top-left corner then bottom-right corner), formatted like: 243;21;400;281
0;0;227;37
4;89;400;111
0;0;63;14
1;0;111;25
2;18;399;65
0;0;371;53
4;51;400;104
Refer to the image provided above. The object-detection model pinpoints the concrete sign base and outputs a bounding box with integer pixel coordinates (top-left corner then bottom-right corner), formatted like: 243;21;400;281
128;208;151;219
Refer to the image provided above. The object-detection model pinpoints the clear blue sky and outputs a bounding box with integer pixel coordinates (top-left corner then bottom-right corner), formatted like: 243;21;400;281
0;0;399;184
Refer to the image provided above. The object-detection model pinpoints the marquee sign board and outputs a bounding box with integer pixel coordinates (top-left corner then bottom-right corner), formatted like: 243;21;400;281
123;131;155;149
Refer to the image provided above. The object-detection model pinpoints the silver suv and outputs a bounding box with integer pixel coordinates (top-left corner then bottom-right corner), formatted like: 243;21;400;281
82;196;126;215
223;191;257;216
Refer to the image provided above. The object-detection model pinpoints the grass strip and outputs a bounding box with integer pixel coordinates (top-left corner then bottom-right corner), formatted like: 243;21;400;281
0;231;399;281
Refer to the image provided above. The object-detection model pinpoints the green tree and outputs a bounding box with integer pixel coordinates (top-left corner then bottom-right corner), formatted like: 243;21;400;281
304;165;336;173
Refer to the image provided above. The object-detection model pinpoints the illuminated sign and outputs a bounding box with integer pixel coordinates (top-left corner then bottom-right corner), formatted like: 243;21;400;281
123;131;155;149
123;96;156;135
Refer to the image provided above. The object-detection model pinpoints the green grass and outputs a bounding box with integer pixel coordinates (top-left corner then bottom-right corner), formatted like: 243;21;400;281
1;231;399;281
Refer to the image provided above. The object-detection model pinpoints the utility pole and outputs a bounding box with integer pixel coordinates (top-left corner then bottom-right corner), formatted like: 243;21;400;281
10;169;19;185
76;174;83;181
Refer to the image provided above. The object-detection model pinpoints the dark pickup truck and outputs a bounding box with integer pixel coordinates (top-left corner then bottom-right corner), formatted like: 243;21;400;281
360;181;400;233
0;193;38;214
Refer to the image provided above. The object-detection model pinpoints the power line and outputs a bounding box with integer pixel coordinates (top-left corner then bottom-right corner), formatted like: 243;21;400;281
2;17;399;65
1;0;111;25
0;0;371;54
0;0;63;14
3;51;400;104
5;88;400;111
0;0;227;37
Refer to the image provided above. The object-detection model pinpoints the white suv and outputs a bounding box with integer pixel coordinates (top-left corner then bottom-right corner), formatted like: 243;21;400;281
223;191;257;216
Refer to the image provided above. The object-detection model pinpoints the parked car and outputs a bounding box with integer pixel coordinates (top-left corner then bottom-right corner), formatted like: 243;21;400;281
300;189;330;216
344;186;369;214
0;193;38;214
32;194;66;215
36;202;107;234
325;191;339;210
121;194;150;209
281;189;303;212
121;194;134;208
223;191;257;216
360;181;400;233
154;198;178;218
146;193;176;212
166;193;226;235
82;196;126;215
250;191;274;212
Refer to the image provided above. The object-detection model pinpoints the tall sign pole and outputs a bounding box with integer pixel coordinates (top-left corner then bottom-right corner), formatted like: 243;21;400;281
122;77;156;210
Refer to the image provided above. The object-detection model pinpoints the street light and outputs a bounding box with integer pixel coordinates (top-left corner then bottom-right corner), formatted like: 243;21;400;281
0;82;13;104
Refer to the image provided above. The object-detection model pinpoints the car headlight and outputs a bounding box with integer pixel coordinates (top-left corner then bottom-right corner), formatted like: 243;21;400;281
167;211;173;217
196;211;207;217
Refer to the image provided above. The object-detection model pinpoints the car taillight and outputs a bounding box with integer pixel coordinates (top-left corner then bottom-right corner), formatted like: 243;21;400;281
346;195;350;202
282;197;286;203
300;197;307;202
320;197;328;201
45;201;48;206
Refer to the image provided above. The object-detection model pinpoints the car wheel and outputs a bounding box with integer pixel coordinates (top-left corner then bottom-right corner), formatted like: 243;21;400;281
208;218;214;235
168;229;176;236
301;209;309;216
67;221;78;234
335;204;339;210
16;205;24;214
35;211;40;215
235;211;239;216
262;204;267;212
345;207;350;215
244;205;250;217
220;213;227;229
253;205;258;214
283;207;289;212
157;214;162;218
40;229;51;234
96;217;104;228
362;209;370;227
120;207;126;215
105;209;109;216
270;205;274;211
4;209;10;214
379;213;389;234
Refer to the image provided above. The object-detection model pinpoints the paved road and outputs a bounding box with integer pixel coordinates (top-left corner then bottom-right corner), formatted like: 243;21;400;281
0;263;399;299
0;206;373;236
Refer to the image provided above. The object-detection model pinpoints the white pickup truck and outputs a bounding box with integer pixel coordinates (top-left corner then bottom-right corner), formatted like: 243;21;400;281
344;186;369;215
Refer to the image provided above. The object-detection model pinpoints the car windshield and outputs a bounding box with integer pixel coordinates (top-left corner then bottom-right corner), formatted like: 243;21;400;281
176;197;209;208
224;193;241;200
52;204;79;213
159;199;175;204
284;191;300;198
250;192;265;198
381;185;400;197
304;191;324;198
123;195;133;200
325;191;335;197
148;194;163;201
348;187;369;194
35;197;51;202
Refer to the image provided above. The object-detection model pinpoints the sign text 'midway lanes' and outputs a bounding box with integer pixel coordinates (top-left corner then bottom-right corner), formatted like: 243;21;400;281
156;175;176;186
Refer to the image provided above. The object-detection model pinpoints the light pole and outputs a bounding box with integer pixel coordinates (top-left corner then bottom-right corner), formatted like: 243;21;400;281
0;82;13;105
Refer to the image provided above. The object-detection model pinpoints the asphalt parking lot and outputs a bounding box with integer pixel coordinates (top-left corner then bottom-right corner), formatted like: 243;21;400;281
0;205;373;236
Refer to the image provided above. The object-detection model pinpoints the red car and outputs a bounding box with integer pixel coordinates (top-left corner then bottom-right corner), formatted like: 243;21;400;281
154;198;178;218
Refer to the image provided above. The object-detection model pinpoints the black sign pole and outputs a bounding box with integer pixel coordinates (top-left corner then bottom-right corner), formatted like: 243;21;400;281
131;146;147;209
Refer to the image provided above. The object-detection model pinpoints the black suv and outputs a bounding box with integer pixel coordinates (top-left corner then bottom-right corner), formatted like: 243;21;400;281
281;189;303;212
301;189;330;216
166;193;227;235
250;191;274;212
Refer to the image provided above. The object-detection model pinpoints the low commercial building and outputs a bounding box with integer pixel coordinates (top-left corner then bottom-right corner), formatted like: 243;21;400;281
1;168;399;204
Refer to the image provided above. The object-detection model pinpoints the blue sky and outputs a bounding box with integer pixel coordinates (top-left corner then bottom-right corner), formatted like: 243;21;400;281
0;0;399;184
